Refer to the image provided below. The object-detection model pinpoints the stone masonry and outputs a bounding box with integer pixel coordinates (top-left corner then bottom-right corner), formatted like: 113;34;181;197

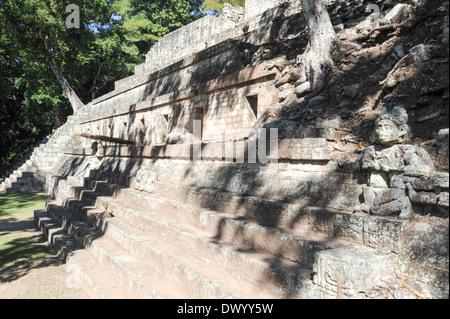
2;0;447;299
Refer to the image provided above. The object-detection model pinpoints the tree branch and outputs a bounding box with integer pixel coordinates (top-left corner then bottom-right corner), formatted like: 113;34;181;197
47;56;85;113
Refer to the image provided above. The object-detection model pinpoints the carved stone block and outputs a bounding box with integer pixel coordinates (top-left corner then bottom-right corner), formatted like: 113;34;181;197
133;167;157;193
313;246;397;298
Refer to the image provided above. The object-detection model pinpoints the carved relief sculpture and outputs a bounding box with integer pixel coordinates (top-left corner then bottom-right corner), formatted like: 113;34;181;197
361;106;434;219
133;166;158;193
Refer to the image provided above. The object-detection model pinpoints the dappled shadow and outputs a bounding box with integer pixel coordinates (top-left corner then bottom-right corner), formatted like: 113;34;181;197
124;0;447;296
26;0;448;298
0;233;63;283
0;192;50;215
287;0;449;141
0;192;64;284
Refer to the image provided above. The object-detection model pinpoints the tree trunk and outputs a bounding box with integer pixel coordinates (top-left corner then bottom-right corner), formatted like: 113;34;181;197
47;57;85;113
300;0;337;93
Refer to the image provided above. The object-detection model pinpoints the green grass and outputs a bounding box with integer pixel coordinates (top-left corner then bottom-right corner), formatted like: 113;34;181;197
0;192;51;273
0;192;50;217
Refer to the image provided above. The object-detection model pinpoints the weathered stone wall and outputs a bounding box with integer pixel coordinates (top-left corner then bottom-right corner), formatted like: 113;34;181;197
57;0;448;299
79;42;278;147
78;0;306;149
133;0;296;78
245;0;280;19
141;15;238;76
2;0;447;299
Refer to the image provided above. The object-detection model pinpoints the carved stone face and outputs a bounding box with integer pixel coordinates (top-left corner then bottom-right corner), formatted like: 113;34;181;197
375;119;401;145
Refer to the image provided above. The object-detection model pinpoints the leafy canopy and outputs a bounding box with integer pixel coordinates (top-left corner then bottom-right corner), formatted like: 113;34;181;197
0;0;204;173
202;0;245;13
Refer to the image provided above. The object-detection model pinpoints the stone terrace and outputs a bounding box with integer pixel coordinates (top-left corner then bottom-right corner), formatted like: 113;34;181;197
1;0;447;299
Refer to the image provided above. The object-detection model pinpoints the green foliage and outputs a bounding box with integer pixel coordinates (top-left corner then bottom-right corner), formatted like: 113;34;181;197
0;36;60;172
202;0;245;13
0;0;204;174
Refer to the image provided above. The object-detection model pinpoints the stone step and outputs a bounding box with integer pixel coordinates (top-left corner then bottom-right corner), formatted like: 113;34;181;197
37;206;177;298
18;165;37;172
31;153;58;160
47;172;401;299
61;169;409;255
55;190;319;298
42;202;286;298
68;175;88;187
81;172;408;255
0;114;79;195
11;170;35;179
34;210;134;299
39;147;61;154
112;191;347;267
58;181;346;266
32;161;56;168
53;179;324;296
0;186;18;195
89;168;363;213
155;182;407;253
4;179;17;188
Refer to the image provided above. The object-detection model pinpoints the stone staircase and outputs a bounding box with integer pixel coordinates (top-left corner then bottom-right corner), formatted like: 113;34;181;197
2;0;447;299
0;114;80;195
34;168;401;299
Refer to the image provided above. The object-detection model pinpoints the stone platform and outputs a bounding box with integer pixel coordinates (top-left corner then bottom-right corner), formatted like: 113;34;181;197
2;0;448;298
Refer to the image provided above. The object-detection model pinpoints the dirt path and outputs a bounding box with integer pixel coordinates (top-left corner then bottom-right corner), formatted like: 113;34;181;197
0;214;90;299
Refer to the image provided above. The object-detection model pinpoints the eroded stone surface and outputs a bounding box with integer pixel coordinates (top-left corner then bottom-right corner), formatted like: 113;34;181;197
3;0;448;299
313;246;397;299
